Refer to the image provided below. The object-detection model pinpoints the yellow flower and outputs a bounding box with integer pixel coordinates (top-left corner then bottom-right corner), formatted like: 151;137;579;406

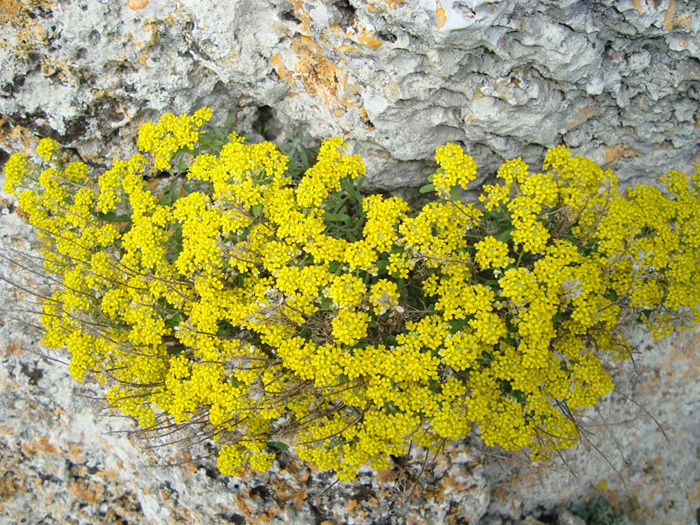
137;108;213;171
326;274;366;307
332;309;370;345
8;108;700;483
433;143;478;198
369;279;401;315
36;138;59;162
474;236;514;269
3;153;29;195
296;137;364;208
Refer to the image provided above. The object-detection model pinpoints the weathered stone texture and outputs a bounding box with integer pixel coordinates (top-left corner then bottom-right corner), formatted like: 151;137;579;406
0;207;492;524
1;0;698;189
3;199;700;523
2;1;700;523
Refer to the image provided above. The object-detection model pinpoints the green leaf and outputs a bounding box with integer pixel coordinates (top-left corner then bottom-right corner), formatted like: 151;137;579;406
340;177;362;202
165;312;184;329
224;109;238;129
318;297;334;310
496;227;514;244
251;204;263;217
216;320;235;337
383;403;398;416
323;212;352;222
448;319;467;333
266;441;289;451
96;211;117;221
419;184;435;194
158;179;180;206
450;186;461;201
96;211;132;223
166;343;186;355
511;389;525;404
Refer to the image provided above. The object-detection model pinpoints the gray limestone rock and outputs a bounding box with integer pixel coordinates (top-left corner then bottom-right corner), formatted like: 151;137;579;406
2;0;700;523
1;0;698;190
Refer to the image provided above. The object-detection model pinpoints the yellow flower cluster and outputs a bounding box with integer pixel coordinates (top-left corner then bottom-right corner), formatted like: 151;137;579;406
36;138;59;162
433;142;478;198
3;153;29;195
474;236;514;269
137;107;213;170
5;110;700;483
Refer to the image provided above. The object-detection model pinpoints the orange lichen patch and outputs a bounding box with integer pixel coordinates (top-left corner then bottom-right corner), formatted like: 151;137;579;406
662;0;691;31
566;105;601;131
664;0;676;30
101;468;121;482
677;15;693;30
354;31;383;49
0;473;24;499
437;473;469;498
376;467;398;483
631;0;645;15
0;119;34;154
347;507;368;523
271;53;293;82
337;43;359;53
274;483;307;510
143;18;161;33
69;478;106;505
30;18;46;40
128;0;148;9
138;53;148;64
290;36;345;107
436;7;446;30
360;107;375;130
288;0;312;33
237;491;263;516
329;24;345;38
21;434;58;456
0;0;21;21
604;144;642;166
127;32;143;48
3;340;21;356
66;442;88;463
0;0;52;25
663;329;700;381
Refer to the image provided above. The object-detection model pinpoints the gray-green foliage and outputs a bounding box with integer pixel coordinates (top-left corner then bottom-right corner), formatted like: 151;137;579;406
573;493;627;525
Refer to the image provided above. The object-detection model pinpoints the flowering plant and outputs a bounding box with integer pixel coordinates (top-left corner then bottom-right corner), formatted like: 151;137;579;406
5;109;700;481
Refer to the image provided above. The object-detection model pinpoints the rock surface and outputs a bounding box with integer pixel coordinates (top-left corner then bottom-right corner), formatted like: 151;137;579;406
3;197;700;523
0;200;494;524
1;0;699;190
2;0;700;523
